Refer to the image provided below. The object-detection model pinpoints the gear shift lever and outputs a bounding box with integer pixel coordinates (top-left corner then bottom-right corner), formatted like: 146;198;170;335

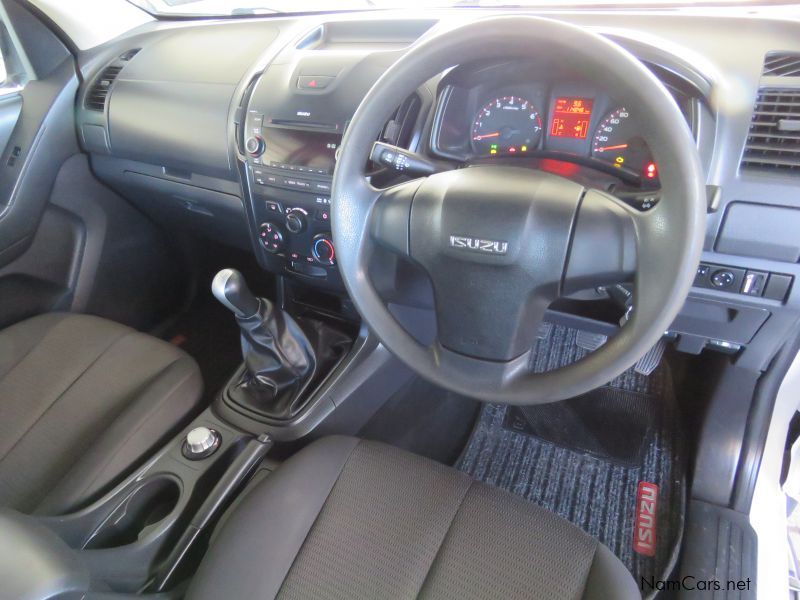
212;269;260;319
212;268;317;419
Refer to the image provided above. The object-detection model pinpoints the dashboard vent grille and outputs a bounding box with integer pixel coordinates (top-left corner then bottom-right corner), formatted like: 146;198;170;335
119;48;140;61
382;93;422;149
763;52;800;77
84;49;139;112
85;65;122;111
741;88;800;173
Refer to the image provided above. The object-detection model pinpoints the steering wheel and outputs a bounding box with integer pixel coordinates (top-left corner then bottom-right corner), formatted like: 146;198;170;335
331;16;706;404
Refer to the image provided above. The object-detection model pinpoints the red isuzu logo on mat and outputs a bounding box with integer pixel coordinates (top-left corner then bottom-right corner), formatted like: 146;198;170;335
633;481;659;557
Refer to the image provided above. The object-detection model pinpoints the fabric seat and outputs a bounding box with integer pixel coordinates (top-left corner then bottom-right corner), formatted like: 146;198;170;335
0;312;202;514
189;436;640;600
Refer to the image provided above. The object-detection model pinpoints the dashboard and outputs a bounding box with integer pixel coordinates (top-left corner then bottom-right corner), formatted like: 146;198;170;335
74;8;800;375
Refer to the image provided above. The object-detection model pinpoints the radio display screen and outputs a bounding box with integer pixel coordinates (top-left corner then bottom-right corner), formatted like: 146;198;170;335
262;127;340;174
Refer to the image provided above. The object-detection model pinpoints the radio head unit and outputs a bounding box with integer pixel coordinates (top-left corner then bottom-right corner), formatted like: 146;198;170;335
260;127;340;175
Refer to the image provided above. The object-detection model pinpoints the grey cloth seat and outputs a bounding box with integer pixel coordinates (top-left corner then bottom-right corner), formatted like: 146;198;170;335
0;312;203;514
189;436;640;600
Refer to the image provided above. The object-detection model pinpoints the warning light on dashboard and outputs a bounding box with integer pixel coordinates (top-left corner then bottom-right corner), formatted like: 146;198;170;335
645;162;658;179
521;145;528;152
509;147;517;153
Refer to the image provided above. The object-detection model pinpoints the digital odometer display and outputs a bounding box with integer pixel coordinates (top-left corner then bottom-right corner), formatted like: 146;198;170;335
550;97;594;139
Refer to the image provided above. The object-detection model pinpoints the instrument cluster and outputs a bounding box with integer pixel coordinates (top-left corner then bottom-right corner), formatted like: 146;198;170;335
429;68;683;187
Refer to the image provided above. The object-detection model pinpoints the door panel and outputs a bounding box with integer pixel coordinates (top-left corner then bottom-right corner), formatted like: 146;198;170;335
0;94;22;159
0;0;80;326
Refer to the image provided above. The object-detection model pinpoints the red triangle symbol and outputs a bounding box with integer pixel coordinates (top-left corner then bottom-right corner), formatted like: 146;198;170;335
308;79;317;87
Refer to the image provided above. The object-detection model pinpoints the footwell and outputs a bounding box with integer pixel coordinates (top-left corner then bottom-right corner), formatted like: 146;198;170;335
457;324;685;595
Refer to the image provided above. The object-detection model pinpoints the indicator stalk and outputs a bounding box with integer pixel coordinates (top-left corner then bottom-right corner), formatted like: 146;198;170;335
371;142;438;177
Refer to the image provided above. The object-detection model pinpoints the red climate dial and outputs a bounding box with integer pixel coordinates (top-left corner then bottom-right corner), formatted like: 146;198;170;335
312;233;335;265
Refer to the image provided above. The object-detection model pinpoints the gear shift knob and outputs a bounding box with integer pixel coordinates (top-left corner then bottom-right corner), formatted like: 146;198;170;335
212;269;260;319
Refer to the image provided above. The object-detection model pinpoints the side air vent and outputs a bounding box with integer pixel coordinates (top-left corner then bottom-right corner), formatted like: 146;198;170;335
84;49;140;112
763;52;800;77
381;93;422;149
119;48;141;62
741;88;800;173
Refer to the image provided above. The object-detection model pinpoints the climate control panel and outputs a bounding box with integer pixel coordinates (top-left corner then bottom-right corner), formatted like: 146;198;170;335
258;214;335;265
246;179;340;287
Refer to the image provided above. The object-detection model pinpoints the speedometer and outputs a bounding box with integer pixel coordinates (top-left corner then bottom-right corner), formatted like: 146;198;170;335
472;96;543;156
591;107;656;180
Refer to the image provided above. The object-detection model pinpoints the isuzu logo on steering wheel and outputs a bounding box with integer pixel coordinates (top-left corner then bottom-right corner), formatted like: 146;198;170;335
449;235;509;255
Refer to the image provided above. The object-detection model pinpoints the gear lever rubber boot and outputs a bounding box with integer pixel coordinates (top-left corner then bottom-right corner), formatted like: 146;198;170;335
212;268;317;419
236;298;316;399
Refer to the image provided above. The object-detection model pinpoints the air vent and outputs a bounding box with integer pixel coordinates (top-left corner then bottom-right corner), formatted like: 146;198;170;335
381;93;422;149
741;88;800;173
763;52;800;77
84;49;139;112
119;48;140;61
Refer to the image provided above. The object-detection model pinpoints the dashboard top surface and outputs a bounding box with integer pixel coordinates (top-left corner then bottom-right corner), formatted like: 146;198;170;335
76;7;800;188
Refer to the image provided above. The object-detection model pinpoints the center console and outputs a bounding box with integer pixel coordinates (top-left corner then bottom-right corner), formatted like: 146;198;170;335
243;119;342;286
239;51;363;292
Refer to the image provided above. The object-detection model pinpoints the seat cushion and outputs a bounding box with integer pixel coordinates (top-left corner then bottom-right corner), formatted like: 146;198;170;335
0;312;203;514
188;436;640;600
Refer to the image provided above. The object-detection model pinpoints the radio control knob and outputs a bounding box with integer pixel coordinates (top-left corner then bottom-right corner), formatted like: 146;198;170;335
285;209;307;234
312;233;335;265
245;135;265;157
258;222;284;253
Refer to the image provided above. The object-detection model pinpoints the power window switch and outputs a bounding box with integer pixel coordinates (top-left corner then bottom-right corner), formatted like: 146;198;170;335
741;270;768;296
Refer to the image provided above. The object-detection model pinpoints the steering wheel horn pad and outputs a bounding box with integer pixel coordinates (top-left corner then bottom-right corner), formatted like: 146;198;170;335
387;166;585;361
332;16;706;404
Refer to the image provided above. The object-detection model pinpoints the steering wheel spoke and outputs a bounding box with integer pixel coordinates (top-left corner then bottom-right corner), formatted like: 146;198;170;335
428;267;551;361
428;340;534;391
562;188;638;296
368;178;424;256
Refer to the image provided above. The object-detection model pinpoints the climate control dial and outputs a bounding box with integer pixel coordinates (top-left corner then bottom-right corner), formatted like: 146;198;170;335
285;208;308;234
311;233;335;266
258;222;284;253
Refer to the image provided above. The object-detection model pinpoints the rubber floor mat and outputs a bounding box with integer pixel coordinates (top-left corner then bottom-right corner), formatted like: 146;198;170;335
457;324;685;597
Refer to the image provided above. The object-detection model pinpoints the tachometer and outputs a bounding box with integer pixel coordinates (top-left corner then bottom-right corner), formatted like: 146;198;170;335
472;96;543;156
591;108;657;181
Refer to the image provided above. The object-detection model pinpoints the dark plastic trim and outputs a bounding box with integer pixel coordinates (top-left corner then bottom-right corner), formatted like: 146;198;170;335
732;318;800;513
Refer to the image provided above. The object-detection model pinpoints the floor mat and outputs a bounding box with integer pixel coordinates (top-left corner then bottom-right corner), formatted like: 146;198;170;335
457;324;685;596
